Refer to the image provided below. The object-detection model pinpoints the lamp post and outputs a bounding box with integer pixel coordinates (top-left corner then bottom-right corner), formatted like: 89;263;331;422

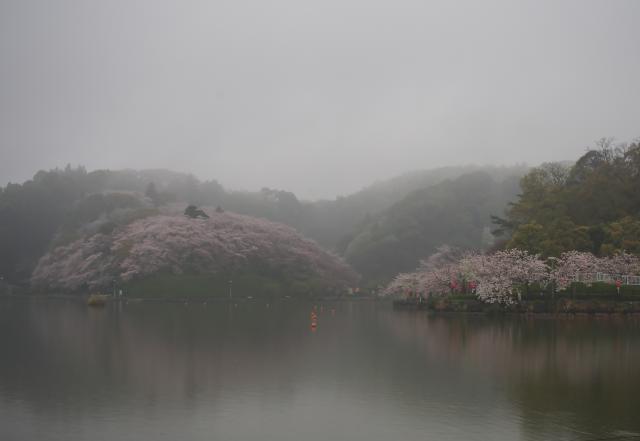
228;279;233;299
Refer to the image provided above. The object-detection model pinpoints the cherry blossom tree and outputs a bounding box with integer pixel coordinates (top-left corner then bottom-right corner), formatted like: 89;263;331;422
386;247;640;304
384;272;422;297
385;248;548;304
461;250;548;304
549;250;640;290
549;251;600;291
384;246;467;298
603;251;640;276
32;211;358;292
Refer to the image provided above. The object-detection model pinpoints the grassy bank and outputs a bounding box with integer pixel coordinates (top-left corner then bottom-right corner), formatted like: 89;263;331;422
0;281;27;296
120;272;349;300
394;287;640;314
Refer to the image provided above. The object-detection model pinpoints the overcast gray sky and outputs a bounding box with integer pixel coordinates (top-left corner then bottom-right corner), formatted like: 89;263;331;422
1;0;639;199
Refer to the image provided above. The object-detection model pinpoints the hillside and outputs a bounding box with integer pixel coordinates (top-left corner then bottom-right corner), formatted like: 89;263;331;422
342;171;522;281
0;164;526;285
298;165;528;249
32;211;358;297
495;139;640;257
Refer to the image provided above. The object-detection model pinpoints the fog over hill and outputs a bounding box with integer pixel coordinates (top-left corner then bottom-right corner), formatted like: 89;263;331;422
1;1;639;198
0;164;526;285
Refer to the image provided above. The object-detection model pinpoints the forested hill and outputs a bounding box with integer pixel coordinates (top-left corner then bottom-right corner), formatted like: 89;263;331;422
494;139;640;257
299;165;527;248
341;171;522;281
0;164;526;285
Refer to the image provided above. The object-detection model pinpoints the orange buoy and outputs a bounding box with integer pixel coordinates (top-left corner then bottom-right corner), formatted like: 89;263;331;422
310;308;318;331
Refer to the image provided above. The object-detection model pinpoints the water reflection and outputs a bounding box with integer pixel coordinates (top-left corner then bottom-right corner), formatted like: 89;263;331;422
385;311;640;440
0;298;639;441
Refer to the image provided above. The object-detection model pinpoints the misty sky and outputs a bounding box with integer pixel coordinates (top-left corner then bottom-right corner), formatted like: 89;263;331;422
1;0;639;199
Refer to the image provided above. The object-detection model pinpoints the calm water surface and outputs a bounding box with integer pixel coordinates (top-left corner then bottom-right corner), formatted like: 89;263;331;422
1;297;640;441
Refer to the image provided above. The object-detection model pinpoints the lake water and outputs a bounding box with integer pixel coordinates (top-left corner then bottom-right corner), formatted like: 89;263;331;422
1;297;639;441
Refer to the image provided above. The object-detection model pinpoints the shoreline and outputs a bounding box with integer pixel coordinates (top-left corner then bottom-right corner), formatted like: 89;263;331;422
393;297;640;315
0;292;382;303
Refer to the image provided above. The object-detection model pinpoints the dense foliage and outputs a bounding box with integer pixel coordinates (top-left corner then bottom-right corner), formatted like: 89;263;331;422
0;164;525;284
342;172;522;281
300;165;527;249
0;167;88;283
494;139;640;256
385;247;640;304
32;212;358;293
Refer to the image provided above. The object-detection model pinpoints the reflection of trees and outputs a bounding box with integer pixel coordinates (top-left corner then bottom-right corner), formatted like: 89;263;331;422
0;300;514;431
0;299;319;413
383;311;640;439
2;299;640;440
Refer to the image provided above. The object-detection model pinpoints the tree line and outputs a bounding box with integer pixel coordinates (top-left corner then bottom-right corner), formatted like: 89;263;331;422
0;163;525;285
385;246;640;304
493;139;640;256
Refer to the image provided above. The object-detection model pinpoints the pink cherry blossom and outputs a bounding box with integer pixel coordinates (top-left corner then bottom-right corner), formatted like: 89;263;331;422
32;211;358;292
386;247;640;304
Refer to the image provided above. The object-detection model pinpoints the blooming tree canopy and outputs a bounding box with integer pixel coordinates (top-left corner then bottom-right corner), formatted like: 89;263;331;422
549;251;601;291
384;247;639;305
461;250;548;304
384;245;465;297
32;211;358;292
